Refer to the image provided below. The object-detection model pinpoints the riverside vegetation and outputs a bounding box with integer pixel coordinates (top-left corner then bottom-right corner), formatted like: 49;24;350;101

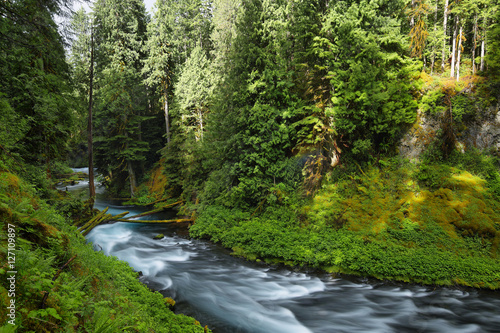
1;0;500;331
0;161;210;331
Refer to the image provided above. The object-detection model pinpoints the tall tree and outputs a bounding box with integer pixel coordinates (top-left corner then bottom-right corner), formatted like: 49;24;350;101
442;0;450;72
93;0;149;197
487;0;500;81
143;0;175;144
175;45;215;141
0;0;76;179
69;9;96;203
408;0;431;58
313;0;418;156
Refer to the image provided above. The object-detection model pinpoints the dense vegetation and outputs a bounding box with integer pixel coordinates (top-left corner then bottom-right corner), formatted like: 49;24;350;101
1;0;500;331
0;162;210;332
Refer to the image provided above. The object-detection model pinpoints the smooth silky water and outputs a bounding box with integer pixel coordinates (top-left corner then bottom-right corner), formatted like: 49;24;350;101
68;171;500;333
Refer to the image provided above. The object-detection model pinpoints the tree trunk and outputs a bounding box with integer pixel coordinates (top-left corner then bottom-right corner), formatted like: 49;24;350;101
480;16;486;71
198;108;203;140
441;0;449;72
127;160;137;198
164;92;171;144
456;22;462;81
431;0;439;74
451;15;458;78
88;28;95;206
410;0;416;28
472;14;478;75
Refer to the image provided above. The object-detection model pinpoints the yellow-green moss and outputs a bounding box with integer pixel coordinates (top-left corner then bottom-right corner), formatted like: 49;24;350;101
306;160;500;260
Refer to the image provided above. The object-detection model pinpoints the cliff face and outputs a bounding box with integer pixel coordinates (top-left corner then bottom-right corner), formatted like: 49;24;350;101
400;103;500;160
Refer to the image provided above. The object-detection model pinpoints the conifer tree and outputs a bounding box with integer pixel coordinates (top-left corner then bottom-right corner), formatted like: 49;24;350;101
92;0;149;197
313;0;418;155
0;0;76;177
69;9;96;203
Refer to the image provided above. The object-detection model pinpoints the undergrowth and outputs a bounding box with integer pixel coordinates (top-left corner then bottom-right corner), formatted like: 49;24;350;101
190;150;500;289
0;168;209;332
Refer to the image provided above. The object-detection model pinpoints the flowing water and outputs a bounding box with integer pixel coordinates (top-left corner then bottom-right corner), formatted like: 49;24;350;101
69;171;500;333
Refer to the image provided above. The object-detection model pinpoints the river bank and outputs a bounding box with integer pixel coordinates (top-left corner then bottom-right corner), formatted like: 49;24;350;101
0;169;211;332
189;152;500;290
86;205;500;333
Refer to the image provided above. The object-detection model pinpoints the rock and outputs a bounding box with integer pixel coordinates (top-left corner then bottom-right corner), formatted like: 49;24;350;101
399;102;500;160
153;233;164;240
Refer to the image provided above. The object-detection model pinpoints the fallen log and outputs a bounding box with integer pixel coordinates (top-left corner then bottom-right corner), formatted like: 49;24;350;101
79;210;130;236
82;213;112;236
126;200;183;219
114;218;193;224
143;196;173;206
78;207;109;231
102;211;130;223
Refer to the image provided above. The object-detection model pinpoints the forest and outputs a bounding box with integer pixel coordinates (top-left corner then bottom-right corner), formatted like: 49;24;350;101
1;0;500;331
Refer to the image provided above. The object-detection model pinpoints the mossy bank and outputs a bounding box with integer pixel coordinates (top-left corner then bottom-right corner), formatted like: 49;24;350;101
190;150;500;289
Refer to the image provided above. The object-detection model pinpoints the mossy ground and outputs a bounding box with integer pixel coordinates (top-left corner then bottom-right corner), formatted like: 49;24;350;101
0;169;210;332
190;152;500;289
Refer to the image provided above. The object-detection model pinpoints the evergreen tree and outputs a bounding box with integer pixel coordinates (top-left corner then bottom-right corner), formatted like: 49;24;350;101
176;46;215;141
0;0;76;177
69;9;96;202
487;0;500;82
198;0;306;207
93;0;150;197
312;0;418;156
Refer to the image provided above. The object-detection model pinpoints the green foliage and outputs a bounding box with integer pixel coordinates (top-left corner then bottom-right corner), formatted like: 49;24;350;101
191;150;500;289
176;45;216;140
419;88;446;113
90;0;154;197
0;0;77;169
0;165;210;332
313;0;419;153
486;0;500;83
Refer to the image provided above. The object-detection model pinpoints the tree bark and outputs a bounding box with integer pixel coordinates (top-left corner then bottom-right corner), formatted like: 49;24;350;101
88;27;95;206
456;22;462;81
472;14;478;75
410;0;416;28
451;15;458;78
441;0;449;72
164;92;171;144
431;0;439;74
480;16;486;71
198;108;204;140
127;159;137;197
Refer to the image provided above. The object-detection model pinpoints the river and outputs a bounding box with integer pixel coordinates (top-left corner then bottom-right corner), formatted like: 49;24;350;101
68;169;500;333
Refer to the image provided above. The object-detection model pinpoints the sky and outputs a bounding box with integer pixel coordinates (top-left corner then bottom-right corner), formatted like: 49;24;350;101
73;0;156;14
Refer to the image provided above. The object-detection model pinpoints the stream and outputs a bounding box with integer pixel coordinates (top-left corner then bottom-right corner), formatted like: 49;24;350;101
69;169;500;333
